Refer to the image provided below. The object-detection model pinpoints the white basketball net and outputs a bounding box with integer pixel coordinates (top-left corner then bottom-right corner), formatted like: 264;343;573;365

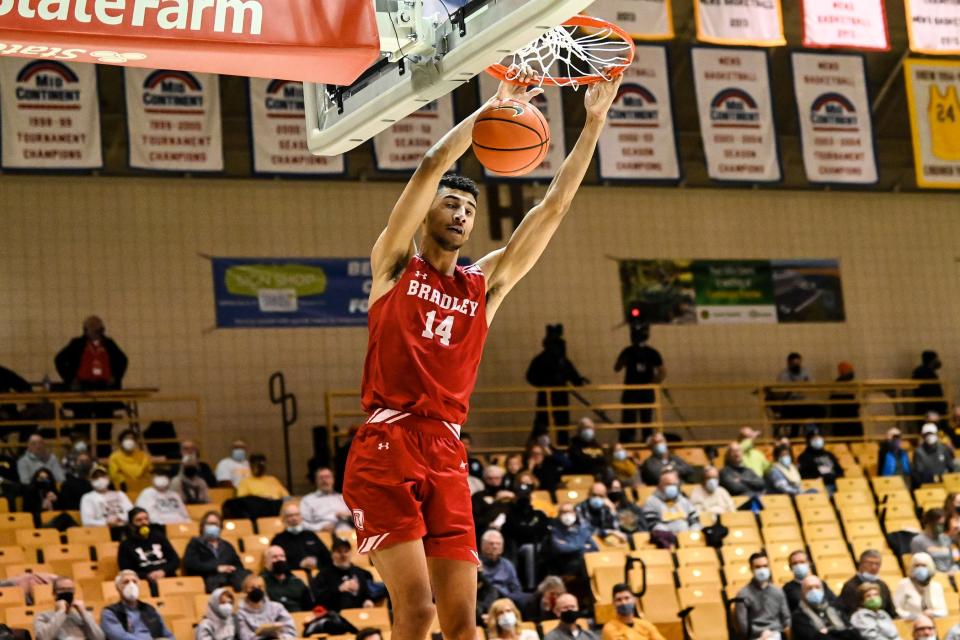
502;24;634;88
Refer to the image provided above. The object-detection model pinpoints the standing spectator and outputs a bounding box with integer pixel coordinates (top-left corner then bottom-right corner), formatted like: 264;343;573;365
912;423;957;488
299;468;350;532
486;598;538;640
839;550;896;618
117;508;180;588
772;352;818;437
690;466;736;524
850;583;900;640
737;427;771;479
183;510;249;593
791;575;859;640
108;430;152;494
766;443;807;495
546;503;597;605
912;351;947;419
18;434;65;484
613;322;664;443
260;546;312;613
544;594;598;640
237;454;289;500
639;433;693;486
80;465;133;529
798;429;844;492
720;443;765;497
479;530;527;607
34;576;104;640
894;553;947;620
195;588;237;640
602;583;664;640
608;478;644;534
100;571;174;640
830;362;862;437
734;552;790;640
527;440;568;493
235;574;296;640
215;440;251;488
311;538;376;612
523;576;565;623
610;444;639;485
575;483;626;544
526;324;587;439
783;550;837;610
567;418;606;477
22;467;62;527
878;429;911;478
135;471;190;524
270;501;332;571
910;509;956;573
59;452;93;511
170;457;210;506
641;469;700;545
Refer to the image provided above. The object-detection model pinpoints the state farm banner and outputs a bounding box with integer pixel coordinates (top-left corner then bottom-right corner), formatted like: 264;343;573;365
125;67;223;172
478;74;565;180
372;95;454;172
905;0;960;55
248;78;344;176
694;0;785;46
904;59;960;189
590;0;674;40
597;45;679;181
691;47;780;183
791;53;877;185
801;0;890;51
0;59;101;169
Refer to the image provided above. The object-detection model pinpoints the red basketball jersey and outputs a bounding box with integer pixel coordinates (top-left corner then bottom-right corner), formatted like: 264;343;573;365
361;255;488;426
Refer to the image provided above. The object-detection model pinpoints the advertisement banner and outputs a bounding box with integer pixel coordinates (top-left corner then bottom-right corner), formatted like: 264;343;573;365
801;0;890;51
905;0;960;54
691;47;780;183
791;52;877;185
597;45;680;182
904;59;960;189
373;95;455;172
248;78;344;176
125;67;223;172
0;59;101;169
590;0;674;40
692;260;776;324
694;0;785;46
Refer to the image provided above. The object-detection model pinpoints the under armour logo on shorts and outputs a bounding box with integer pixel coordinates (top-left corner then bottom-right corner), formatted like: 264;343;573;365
353;509;365;530
378;442;390;451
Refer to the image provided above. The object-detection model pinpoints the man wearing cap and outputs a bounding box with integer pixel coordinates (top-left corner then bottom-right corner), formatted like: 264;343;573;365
117;508;180;592
829;362;861;437
912;424;957;488
878;429;911;478
80;465;133;532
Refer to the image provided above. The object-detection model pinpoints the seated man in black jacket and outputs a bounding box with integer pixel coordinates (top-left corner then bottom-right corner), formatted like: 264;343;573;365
791;574;858;640
117;508;180;595
311;538;376;612
261;545;313;613
182;510;249;593
798;429;844;492
270;501;332;572
719;442;765;497
100;570;173;640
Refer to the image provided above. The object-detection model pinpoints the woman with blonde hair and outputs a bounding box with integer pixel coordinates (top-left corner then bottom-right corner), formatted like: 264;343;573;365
894;552;947;620
486;598;539;640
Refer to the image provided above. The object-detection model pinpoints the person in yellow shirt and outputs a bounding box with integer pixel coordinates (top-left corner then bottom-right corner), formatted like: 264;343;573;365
236;454;290;500
601;584;665;640
107;429;153;494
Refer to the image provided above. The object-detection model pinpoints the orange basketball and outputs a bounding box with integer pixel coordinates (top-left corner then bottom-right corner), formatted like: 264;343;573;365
472;99;550;176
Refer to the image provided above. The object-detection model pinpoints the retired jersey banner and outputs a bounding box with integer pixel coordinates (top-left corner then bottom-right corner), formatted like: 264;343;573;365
904;59;960;189
691;47;780;183
373;95;455;172
125;67;222;172
248;78;344;176
791;53;877;185
801;0;890;50
597;45;679;181
905;0;960;55
0;59;101;169
694;0;785;46
590;0;674;40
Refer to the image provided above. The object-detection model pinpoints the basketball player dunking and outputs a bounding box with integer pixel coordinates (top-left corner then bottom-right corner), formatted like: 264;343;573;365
343;68;622;640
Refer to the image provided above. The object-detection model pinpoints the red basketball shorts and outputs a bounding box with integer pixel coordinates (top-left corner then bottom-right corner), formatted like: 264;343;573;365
342;408;479;565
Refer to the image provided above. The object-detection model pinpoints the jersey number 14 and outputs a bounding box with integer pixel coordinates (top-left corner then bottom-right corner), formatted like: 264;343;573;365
422;310;454;346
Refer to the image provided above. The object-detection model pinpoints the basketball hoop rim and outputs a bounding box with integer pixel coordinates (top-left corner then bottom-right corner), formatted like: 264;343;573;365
485;15;635;87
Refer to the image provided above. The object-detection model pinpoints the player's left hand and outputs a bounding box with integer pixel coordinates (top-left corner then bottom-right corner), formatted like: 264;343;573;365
495;64;544;105
584;71;622;120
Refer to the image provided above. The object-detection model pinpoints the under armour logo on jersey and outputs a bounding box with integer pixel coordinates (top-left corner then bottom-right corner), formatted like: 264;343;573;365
459;461;468;471
378;442;390;451
415;271;428;280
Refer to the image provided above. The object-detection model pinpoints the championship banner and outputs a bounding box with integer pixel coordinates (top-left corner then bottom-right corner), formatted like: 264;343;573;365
248;78;344;176
904;59;960;190
597;45;680;181
0;59;101;169
478;74;566;180
691;47;780;183
905;0;960;55
801;0;890;51
125;67;223;172
791;53;877;185
694;0;785;46
372;95;455;172
590;0;674;40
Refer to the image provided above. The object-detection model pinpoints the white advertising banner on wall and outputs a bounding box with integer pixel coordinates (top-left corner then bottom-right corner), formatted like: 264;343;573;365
904;0;960;55
373;95;455;171
694;0;785;46
801;0;890;50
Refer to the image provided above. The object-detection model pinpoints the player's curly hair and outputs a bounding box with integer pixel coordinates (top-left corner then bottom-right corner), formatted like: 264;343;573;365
438;173;479;199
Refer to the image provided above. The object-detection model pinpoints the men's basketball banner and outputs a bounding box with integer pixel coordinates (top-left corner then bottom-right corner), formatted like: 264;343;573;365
905;0;960;55
597;45;680;182
248;78;344;176
801;0;890;51
125;67;223;172
477;74;566;181
791;52;877;185
373;95;455;172
0;58;102;169
904;59;960;190
691;47;780;183
694;0;785;46
589;0;674;40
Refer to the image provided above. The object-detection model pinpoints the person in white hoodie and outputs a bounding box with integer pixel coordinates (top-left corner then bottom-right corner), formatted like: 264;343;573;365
236;575;296;640
80;465;133;529
135;471;190;524
195;587;237;640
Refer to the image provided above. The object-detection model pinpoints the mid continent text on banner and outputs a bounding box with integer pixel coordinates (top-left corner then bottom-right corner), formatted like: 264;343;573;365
904;59;960;190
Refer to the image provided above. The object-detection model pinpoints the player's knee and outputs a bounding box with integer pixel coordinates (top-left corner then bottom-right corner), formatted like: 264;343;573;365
399;601;436;632
440;616;476;640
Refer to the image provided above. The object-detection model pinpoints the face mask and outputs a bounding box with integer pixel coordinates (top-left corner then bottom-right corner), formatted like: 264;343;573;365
663;485;679;501
122;583;139;602
753;567;771;583
182;454;196;465
789;364;802;375
271;560;288;576
246;588;264;604
73;441;88;453
559;610;579;625
653;443;667;457
805;589;825;606
286;524;303;535
217;603;234;618
138;525;151;538
36;477;52;488
890;439;901;451
779;455;792;467
615;603;635;617
184;466;199;479
792;563;810;580
560;513;577;527
57;591;75;605
860;572;879;582
92;477;109;491
231;448;246;462
811;437;824;450
926;434;939;446
613;450;628;461
497;612;517;629
935;524;945;536
588;496;604;510
865;596;883;611
705;478;719;493
203;524;221;539
153;476;170;490
609;491;623;503
121;439;136;453
912;567;931;583
580;429;595;441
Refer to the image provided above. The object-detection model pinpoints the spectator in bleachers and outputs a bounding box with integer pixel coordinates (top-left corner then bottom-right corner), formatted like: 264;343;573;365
912;424;957;489
720;443;765;498
474;465;515;535
544;593;597;640
195;587;237;640
602;583;664;640
639;433;693;486
850;582;900;640
527;441;567;493
784;550;837;610
134;470;190;524
479;529;527;607
766;443;808;495
690;466;736;523
912;351;947;420
610;444;639;485
183;510;249;593
734;552;790;640
237;454;289;500
23;466;61;527
910;509;956;574
117;507;180;590
271;501;332;571
171;455;211;505
568;418;607;478
236;574;296;640
486;597;539;640
101;570;174;640
608;478;644;534
641;469;699;547
299;467;350;532
502;472;550;555
59;451;93;511
461;432;485;478
107;429;153;494
215;439;251;488
798;429;844;492
34;576;104;640
839;550;896;618
169;440;217;489
894;552;947;620
791;574;859;640
878;428;911;478
311;537;375;611
261;545;313;613
576;482;627;544
80;465;133;529
737;427;771;479
546;503;597;606
61;430;91;479
504;454;524;492
913;615;938;640
523;576;565;623
945;409;960;450
18;434;65;484
945;494;960;542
